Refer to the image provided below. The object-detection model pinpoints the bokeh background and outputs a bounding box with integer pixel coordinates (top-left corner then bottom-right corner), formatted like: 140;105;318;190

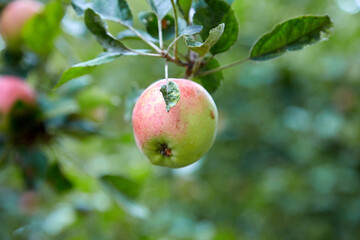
1;0;360;239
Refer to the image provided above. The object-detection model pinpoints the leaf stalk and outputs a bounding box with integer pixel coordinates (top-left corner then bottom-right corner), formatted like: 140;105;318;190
198;58;249;76
127;25;162;53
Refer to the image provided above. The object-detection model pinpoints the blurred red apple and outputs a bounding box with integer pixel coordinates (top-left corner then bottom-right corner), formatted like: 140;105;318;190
0;0;43;48
132;79;218;168
0;75;36;114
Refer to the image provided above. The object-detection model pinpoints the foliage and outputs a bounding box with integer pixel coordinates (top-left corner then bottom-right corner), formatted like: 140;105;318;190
3;0;360;240
56;0;333;99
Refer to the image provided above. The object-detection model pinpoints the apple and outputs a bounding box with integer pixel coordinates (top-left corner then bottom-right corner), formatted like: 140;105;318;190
132;78;218;168
0;0;43;48
0;75;36;115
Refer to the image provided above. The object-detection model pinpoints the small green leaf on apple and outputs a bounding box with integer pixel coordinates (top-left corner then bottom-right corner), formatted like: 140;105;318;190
160;80;180;112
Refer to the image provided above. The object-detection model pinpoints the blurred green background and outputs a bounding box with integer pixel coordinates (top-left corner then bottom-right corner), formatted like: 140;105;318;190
1;0;360;239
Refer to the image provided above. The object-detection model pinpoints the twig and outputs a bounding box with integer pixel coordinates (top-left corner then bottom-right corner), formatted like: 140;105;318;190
123;19;188;68
127;25;162;53
192;55;205;77
198;58;250;76
167;35;182;53
163;52;188;67
128;49;162;57
158;18;164;50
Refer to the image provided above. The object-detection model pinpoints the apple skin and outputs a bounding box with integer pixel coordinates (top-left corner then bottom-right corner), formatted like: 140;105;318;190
132;78;218;168
0;75;36;115
0;0;43;48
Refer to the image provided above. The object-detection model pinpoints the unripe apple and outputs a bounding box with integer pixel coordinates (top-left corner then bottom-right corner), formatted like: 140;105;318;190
0;0;43;48
0;75;36;115
132;79;218;168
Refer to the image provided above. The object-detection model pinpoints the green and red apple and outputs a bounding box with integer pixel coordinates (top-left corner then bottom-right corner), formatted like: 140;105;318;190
132;78;218;168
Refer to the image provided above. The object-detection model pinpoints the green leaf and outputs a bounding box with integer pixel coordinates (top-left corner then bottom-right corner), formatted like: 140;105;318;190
100;175;141;200
46;162;73;193
147;0;173;20
178;17;188;33
181;25;203;35
177;0;192;21
22;0;65;55
193;0;238;55
249;15;334;61
195;58;223;93
139;12;175;41
184;23;224;56
54;52;123;89
160;80;181;112
116;29;159;43
84;8;130;52
72;0;133;26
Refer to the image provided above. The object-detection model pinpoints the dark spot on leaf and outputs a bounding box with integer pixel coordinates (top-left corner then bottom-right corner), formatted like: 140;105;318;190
161;19;168;29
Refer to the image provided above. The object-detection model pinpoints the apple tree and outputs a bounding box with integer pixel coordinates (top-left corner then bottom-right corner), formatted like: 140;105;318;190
3;1;355;240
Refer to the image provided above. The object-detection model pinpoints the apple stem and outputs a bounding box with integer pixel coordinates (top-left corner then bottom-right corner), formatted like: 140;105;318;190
165;60;169;93
165;60;169;81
